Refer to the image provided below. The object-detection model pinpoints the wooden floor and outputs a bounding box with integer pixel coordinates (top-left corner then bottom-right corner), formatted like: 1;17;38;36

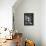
0;39;16;46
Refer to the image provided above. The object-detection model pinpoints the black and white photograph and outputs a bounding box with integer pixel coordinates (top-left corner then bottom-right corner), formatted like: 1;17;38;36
24;13;34;25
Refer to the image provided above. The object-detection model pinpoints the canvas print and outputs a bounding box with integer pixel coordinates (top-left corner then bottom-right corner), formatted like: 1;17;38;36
24;13;34;25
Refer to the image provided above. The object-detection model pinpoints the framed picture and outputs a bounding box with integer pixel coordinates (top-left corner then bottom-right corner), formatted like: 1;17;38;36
24;13;34;25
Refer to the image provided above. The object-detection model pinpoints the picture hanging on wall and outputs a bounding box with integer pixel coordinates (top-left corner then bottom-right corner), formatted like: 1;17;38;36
24;13;34;25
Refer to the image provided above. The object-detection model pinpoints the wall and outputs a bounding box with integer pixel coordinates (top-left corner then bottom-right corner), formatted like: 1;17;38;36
41;0;46;46
0;0;16;30
13;0;41;46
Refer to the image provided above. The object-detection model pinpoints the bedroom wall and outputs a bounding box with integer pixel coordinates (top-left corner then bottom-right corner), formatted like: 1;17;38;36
13;0;41;46
41;0;46;46
0;0;16;30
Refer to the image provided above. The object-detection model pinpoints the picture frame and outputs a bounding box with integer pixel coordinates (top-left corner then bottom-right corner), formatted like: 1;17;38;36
24;13;34;25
